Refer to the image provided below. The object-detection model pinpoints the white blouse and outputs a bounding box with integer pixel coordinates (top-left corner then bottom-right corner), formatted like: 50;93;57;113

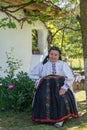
29;60;75;91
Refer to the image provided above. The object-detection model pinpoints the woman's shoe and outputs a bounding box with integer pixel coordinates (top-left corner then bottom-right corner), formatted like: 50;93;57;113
54;121;63;128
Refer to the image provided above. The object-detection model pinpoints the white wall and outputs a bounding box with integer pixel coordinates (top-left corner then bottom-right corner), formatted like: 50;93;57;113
0;13;48;77
0;27;32;76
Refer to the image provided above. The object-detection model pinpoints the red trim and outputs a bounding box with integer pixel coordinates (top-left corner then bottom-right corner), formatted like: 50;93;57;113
32;113;78;123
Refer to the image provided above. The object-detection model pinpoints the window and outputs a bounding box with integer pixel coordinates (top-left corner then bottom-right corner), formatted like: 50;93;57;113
32;29;40;54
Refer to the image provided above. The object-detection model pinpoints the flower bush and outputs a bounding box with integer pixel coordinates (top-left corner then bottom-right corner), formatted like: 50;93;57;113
0;71;35;112
0;50;35;112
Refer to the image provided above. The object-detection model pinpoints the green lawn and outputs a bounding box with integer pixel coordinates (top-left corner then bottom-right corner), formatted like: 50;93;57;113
0;90;87;130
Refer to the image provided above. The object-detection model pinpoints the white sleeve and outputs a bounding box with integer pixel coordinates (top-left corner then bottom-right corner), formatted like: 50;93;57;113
28;62;43;81
61;62;75;91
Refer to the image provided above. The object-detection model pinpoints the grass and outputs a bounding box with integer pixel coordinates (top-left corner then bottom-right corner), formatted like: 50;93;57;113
0;90;87;130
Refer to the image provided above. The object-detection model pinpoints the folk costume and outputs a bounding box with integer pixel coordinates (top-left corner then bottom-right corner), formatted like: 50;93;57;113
29;60;78;123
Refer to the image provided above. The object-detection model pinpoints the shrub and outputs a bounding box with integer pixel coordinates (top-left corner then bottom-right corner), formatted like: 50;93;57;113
0;71;35;112
0;50;35;112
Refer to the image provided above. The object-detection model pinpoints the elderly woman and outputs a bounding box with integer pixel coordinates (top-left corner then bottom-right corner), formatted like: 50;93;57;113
29;46;78;128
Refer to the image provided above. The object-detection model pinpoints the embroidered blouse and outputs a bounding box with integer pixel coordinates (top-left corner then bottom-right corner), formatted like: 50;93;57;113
29;60;75;91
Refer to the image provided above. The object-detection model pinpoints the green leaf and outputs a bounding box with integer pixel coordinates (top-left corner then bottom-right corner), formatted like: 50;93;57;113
24;0;31;3
0;2;4;6
7;22;16;28
1;17;8;21
27;20;32;24
46;7;51;12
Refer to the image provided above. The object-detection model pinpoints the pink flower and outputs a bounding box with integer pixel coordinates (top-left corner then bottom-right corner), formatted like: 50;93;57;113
8;84;14;89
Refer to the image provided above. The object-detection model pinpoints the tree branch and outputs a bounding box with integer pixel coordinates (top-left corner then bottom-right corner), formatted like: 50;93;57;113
0;1;35;13
52;26;80;38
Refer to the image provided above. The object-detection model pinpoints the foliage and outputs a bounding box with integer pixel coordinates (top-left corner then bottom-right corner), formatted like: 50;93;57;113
0;0;60;28
32;29;40;54
0;71;35;112
4;51;22;79
68;58;84;70
47;14;83;59
0;51;35;112
0;17;16;29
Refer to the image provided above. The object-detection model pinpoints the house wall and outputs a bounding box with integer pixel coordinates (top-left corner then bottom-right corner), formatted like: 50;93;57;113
0;13;48;77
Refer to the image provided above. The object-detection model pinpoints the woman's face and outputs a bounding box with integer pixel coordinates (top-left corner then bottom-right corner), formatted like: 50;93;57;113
49;50;60;63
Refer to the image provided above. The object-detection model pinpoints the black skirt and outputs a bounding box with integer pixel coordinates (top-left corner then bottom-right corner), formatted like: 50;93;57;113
32;75;78;123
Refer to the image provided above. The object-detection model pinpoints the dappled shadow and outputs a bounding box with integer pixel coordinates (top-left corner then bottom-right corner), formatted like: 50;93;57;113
30;112;87;130
0;90;87;130
0;110;87;130
29;90;87;130
63;111;87;130
77;100;86;111
29;100;87;130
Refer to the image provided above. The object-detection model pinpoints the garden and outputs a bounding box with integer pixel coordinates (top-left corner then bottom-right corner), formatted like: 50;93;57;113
0;90;86;130
0;0;87;129
0;51;86;130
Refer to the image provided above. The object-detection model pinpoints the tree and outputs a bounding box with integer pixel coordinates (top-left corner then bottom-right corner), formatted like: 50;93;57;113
0;0;63;28
47;15;82;60
80;0;87;109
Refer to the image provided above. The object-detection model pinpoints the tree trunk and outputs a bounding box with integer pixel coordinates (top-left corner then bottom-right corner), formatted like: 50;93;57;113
80;0;87;110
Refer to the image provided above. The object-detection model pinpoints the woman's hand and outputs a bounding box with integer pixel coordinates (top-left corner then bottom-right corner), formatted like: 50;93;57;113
59;88;66;95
